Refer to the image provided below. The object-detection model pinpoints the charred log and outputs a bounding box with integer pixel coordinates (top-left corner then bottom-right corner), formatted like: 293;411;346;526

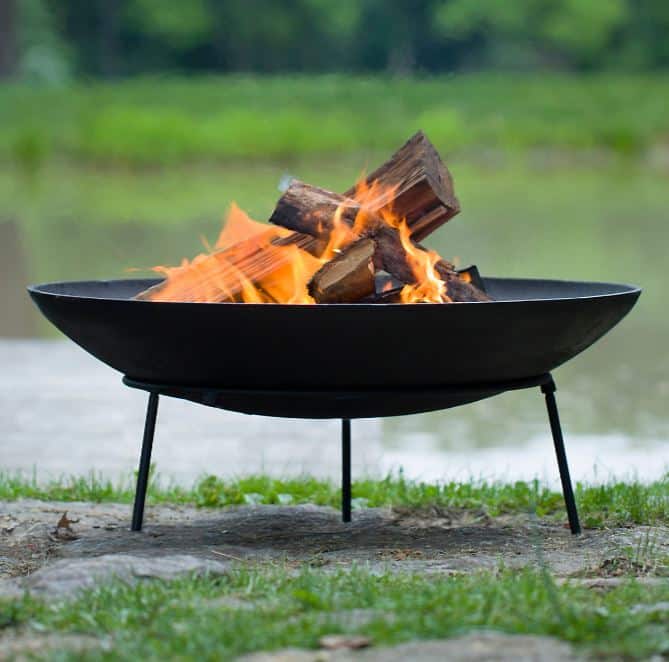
456;265;487;293
365;222;489;303
435;262;491;303
360;286;403;304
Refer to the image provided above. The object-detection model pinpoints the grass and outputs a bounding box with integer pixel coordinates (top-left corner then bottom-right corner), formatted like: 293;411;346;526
2;566;669;659
1;471;668;528
1;74;668;169
1;472;667;659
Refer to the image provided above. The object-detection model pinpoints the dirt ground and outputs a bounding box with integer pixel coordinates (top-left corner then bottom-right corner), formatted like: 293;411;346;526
1;500;667;599
1;500;668;660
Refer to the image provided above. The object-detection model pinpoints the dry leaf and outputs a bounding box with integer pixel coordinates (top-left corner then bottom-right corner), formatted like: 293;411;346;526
51;512;80;540
54;512;79;532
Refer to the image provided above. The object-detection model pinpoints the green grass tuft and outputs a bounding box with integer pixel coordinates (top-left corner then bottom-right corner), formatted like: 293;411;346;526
2;566;669;659
0;471;667;528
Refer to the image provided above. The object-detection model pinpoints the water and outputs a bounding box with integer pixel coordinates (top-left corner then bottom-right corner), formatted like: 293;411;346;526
1;158;668;485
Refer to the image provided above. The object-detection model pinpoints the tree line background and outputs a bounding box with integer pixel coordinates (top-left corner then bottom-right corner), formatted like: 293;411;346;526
1;0;668;81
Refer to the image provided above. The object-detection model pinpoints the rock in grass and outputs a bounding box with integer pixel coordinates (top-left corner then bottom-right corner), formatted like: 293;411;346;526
9;553;229;599
239;632;576;661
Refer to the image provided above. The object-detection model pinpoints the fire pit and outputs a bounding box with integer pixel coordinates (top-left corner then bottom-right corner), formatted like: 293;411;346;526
27;132;641;536
28;275;640;535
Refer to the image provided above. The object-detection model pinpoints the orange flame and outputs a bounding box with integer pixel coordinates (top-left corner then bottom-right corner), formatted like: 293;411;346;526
321;203;357;262
144;176;451;304
351;177;448;304
147;204;320;304
352;177;399;234
214;202;275;250
396;221;449;303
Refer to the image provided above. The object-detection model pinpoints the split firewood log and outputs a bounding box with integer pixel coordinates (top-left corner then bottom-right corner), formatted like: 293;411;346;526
307;238;376;304
344;130;460;241
269;131;460;242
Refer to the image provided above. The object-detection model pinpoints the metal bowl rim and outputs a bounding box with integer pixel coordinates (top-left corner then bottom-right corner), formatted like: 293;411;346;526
27;276;642;307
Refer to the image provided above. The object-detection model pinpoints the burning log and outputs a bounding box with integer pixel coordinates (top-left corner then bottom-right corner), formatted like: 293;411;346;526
344;130;460;241
436;267;491;303
305;216;489;304
455;265;486;293
268;181;359;239
269;131;459;242
138;183;354;303
367;223;417;284
135;130;487;305
135;230;308;303
307;238;375;304
365;222;489;303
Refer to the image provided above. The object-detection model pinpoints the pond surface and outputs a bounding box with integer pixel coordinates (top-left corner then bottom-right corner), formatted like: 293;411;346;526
1;158;667;485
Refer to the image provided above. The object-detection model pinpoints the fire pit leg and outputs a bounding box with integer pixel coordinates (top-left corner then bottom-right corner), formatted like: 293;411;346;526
541;378;581;535
131;392;160;532
342;419;352;522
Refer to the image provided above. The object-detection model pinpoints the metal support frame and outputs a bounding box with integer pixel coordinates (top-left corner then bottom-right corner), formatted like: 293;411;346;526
131;392;159;531
342;419;352;522
541;379;581;535
128;373;581;534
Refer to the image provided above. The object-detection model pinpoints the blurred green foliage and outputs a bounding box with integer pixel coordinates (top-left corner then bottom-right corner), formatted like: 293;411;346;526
7;0;669;81
435;0;630;68
1;75;667;168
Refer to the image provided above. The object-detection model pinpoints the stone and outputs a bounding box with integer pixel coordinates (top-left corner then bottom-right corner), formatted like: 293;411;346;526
239;632;577;662
239;650;331;662
630;601;669;615
0;632;105;660
348;633;577;661
12;553;229;599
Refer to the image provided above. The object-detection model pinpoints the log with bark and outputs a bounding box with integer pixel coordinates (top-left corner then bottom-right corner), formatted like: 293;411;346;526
269;131;459;242
268;181;359;239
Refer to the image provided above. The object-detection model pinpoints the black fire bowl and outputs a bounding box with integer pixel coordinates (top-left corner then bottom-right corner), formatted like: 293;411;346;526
28;276;640;419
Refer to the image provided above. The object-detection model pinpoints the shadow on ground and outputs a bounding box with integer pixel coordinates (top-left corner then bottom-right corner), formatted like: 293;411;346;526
1;500;667;599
